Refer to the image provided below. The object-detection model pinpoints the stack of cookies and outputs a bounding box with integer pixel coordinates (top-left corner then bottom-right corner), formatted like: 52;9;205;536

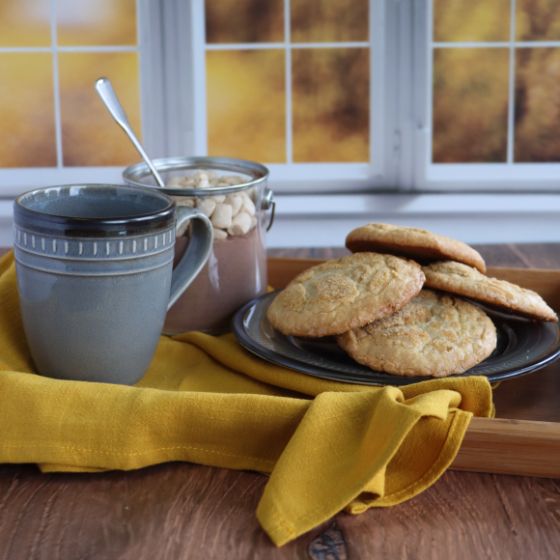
267;224;558;378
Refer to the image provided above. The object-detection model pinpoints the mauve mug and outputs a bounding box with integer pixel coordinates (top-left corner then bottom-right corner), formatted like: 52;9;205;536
13;184;213;384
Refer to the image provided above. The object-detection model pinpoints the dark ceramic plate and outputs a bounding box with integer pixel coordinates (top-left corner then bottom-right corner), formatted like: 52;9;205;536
232;291;560;386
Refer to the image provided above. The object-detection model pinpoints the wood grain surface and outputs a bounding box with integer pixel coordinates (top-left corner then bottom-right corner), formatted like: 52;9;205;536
0;243;559;559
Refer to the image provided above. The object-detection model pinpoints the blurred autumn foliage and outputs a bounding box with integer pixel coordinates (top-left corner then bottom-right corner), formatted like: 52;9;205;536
290;0;368;42
205;0;284;44
292;48;369;162
433;48;509;163
517;0;560;40
0;53;57;167
206;50;286;163
434;0;510;42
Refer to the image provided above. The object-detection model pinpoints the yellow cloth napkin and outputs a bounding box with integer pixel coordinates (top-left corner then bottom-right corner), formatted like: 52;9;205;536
0;252;493;546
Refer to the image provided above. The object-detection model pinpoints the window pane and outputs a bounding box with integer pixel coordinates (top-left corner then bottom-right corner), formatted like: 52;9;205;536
57;0;136;46
205;0;284;44
206;50;286;163
0;0;51;47
434;0;510;42
517;0;560;41
292;48;369;163
59;52;140;166
433;49;509;163
0;53;56;167
515;48;560;162
291;0;368;43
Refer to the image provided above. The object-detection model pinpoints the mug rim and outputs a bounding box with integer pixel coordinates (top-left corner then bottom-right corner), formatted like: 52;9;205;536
14;183;176;237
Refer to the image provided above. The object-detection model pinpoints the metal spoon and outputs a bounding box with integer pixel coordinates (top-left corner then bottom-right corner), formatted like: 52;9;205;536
95;77;165;188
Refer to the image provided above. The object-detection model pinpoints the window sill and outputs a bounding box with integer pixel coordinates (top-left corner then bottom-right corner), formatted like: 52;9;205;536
267;192;560;248
274;192;560;215
0;192;558;249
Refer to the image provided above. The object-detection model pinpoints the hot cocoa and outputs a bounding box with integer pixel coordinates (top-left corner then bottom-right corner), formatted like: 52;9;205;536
164;226;267;334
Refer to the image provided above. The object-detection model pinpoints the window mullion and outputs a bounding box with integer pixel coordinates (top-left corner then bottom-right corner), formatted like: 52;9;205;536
391;0;420;190
411;0;432;191
137;0;167;157
50;0;63;169
284;0;293;164
507;0;517;164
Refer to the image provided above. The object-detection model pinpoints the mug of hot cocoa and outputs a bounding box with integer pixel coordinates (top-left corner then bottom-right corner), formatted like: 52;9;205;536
123;156;274;334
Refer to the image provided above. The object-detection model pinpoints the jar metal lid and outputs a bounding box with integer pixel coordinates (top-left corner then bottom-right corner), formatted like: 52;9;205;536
123;156;270;197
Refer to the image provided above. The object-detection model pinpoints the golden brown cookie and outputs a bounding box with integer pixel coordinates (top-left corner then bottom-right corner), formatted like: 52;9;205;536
337;290;497;377
345;223;486;273
423;261;558;322
266;252;425;337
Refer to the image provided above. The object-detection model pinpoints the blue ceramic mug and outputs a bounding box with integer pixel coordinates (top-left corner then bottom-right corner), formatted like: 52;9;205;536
13;184;213;384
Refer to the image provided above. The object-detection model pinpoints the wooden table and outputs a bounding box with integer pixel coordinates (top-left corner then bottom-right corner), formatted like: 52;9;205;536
1;244;559;559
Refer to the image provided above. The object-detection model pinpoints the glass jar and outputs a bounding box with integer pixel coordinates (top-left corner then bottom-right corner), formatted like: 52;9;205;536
123;156;274;334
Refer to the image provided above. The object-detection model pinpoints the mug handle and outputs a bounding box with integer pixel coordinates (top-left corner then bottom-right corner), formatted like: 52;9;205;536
168;206;213;309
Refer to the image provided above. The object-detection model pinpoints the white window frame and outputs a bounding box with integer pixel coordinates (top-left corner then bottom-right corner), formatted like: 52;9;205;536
153;0;402;193
3;0;398;196
413;0;560;191
0;0;160;197
172;0;560;192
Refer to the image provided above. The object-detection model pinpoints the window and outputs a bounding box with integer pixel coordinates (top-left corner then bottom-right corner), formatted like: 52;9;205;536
185;0;560;191
416;0;560;189
1;0;560;196
0;0;142;195
187;0;394;191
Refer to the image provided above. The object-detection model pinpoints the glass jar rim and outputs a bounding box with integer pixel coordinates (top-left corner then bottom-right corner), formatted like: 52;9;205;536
123;156;269;197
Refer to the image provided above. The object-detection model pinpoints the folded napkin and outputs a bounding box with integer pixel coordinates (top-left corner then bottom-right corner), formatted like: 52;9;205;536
0;252;493;546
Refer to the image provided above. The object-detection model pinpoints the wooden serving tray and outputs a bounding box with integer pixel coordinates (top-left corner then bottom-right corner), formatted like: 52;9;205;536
268;259;560;479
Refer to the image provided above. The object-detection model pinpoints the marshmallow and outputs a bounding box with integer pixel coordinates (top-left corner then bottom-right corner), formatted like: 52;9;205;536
227;194;243;216
242;194;256;216
197;198;216;217
211;203;233;229
227;211;252;236
174;196;195;208
168;172;260;238
212;227;228;240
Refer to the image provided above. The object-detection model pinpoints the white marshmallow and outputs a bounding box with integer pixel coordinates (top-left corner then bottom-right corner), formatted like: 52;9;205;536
174;196;195;208
226;194;243;216
227;211;252;236
211;203;233;229
242;194;256;216
212;227;228;240
197;198;216;217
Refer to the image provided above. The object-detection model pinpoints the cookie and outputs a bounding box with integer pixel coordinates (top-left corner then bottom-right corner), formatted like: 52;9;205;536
423;261;558;322
266;252;425;337
337;290;497;377
345;223;486;273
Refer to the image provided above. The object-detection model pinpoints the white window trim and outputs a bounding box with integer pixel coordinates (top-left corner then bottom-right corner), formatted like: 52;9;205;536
1;191;559;249
266;192;560;247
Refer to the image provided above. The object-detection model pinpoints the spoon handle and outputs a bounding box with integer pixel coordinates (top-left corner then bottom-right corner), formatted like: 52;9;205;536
95;77;166;188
